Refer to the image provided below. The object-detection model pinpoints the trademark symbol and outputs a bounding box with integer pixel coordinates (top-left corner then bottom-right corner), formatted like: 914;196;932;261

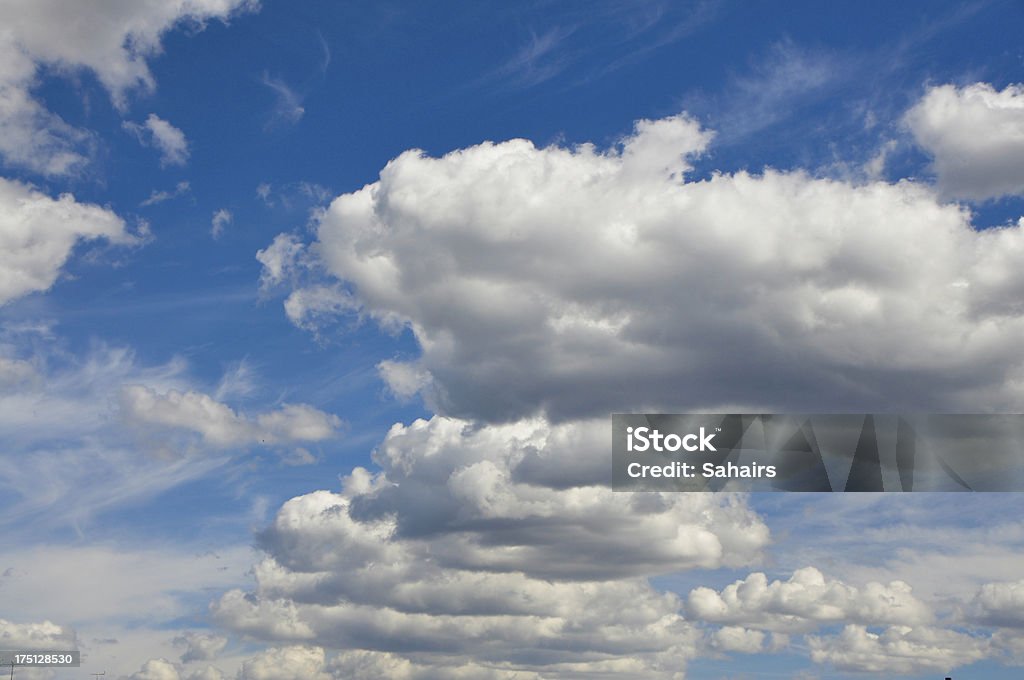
716;427;722;432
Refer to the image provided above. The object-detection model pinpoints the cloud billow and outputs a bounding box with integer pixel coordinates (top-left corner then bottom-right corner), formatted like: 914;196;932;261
212;416;769;678
272;107;1024;423
240;95;1024;675
906;83;1024;201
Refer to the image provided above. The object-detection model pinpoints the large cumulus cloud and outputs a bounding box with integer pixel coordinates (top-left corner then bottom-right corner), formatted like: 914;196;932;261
268;109;1024;423
242;95;1024;676
212;416;769;678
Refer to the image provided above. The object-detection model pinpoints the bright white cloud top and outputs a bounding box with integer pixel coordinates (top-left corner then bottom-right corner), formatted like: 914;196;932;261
270;111;1024;421
0;178;132;305
907;83;1024;200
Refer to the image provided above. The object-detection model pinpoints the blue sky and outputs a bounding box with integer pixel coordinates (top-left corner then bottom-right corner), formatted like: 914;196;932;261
2;1;1024;678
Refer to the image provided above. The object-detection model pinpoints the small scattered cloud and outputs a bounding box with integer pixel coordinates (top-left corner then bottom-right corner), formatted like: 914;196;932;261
141;181;191;207
124;114;190;167
256;182;272;205
120;385;341;449
253;181;332;211
211;208;232;239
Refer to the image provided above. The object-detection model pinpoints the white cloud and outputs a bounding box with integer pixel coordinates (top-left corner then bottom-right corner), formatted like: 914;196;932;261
238;646;328;680
265;105;1024;422
970;579;1024;628
174;632;227;663
687;567;931;633
255;233;304;289
906;83;1024;200
0;543;253;677
711;626;766;654
0;178;133;306
129;658;182;680
142;181;191;207
807;624;988;674
0;335;340;534
376;360;431;400
326;649;537;679
211;208;232;238
0;356;37;386
186;667;225;680
282;286;355;333
0;0;257;175
0;544;253;626
0;618;77;651
120;385;341;448
0;341;219;531
125;114;190;166
211;415;766;677
128;659;227;680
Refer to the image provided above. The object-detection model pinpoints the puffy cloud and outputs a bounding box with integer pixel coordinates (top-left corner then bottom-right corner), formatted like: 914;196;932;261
212;415;767;677
210;209;232;239
124;114;190;167
807;624;988;674
0;178;133;305
906;83;1024;200
711;626;765;654
0;0;256;174
237;646;329;680
970;579;1024;628
127;660;226;680
266;106;1024;422
282;286;355;333
120;385;341;448
993;629;1024;666
244;93;1024;676
174;632;227;663
256;233;304;289
376;360;431;400
687;567;931;633
327;649;674;680
0;618;77;650
129;658;181;680
185;668;224;680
